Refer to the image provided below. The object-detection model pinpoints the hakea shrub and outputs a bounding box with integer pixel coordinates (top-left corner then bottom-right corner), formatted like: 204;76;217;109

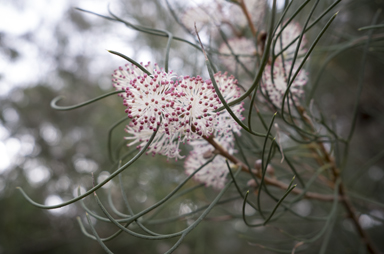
19;1;382;253
112;62;244;187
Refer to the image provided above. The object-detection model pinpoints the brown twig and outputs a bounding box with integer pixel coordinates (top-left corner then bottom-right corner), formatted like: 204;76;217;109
297;106;380;254
195;12;380;252
205;129;379;253
203;135;340;202
238;0;267;58
238;0;257;37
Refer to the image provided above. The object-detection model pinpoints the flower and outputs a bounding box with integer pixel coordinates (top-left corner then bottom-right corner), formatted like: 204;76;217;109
125;124;184;159
183;72;244;189
172;72;242;140
185;131;238;190
112;62;244;185
112;62;184;159
262;21;309;108
112;62;177;132
185;149;228;190
262;59;307;107
274;21;308;61
211;71;244;135
112;62;244;161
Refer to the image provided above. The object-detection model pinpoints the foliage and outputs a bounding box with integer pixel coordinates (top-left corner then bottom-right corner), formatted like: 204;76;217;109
1;0;384;253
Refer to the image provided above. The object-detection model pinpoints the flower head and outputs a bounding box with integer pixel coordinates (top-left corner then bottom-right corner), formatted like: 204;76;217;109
183;72;244;189
274;21;308;60
262;21;309;108
112;62;177;132
185;131;238;190
185;151;228;190
112;62;244;161
211;71;244;135
262;59;307;107
125;124;184;159
172;72;242;140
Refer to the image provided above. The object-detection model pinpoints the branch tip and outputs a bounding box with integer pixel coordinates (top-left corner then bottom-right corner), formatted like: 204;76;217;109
194;22;208;61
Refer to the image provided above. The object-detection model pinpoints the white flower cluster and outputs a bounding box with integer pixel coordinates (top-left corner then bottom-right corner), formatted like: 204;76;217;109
181;0;266;81
262;21;309;108
184;116;242;189
274;21;308;60
112;63;244;188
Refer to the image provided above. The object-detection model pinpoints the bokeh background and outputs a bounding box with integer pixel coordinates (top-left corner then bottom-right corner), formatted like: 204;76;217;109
0;0;383;253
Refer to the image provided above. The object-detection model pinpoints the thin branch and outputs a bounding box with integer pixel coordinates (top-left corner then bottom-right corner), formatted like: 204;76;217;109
238;0;257;37
297;106;380;254
203;135;339;202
